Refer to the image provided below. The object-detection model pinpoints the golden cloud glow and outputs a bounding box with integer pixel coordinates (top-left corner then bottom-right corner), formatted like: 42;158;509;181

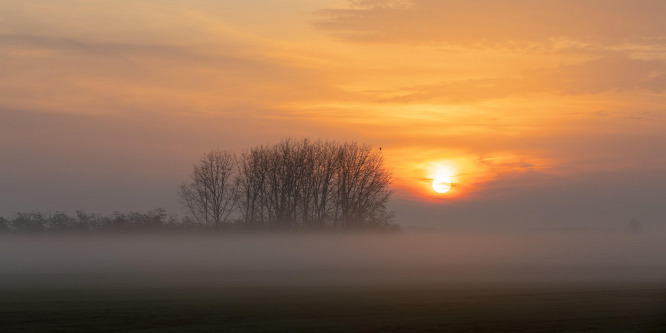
1;0;665;211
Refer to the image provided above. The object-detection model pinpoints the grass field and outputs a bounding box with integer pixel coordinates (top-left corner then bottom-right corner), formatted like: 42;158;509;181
2;284;665;332
2;233;665;331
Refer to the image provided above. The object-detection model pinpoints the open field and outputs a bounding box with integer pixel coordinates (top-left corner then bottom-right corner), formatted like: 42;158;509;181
2;233;665;331
2;284;666;332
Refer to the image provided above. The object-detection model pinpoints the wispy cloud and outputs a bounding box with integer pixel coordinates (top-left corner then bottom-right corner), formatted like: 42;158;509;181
317;0;666;47
0;32;350;115
377;56;666;103
1;0;665;225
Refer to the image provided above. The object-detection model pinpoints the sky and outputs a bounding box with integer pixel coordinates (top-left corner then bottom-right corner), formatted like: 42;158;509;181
1;0;665;230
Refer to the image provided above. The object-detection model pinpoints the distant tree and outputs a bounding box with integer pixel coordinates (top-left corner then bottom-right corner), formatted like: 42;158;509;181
75;210;100;231
0;216;9;232
48;211;74;231
333;142;393;228
12;212;48;232
1;209;187;233
235;138;394;229
263;139;310;227
179;150;238;227
2;139;396;234
307;141;339;228
237;145;270;227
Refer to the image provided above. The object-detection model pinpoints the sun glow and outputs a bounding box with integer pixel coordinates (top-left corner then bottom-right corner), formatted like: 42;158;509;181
428;164;457;195
432;176;452;194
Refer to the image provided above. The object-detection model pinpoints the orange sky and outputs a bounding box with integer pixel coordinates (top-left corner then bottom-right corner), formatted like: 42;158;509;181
1;0;665;229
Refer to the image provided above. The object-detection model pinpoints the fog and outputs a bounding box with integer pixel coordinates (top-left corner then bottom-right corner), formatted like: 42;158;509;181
2;230;665;290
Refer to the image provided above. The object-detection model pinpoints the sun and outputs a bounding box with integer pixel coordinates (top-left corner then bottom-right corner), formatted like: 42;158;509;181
432;176;452;194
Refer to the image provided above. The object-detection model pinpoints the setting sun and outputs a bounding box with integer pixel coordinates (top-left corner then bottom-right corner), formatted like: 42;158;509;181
1;1;665;331
432;176;452;194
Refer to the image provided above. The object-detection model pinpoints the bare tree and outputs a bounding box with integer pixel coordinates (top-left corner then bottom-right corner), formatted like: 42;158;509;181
179;150;238;227
235;139;394;229
237;146;271;227
2;139;395;233
333;142;392;228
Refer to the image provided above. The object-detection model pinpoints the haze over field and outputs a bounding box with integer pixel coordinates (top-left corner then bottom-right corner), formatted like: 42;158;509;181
2;2;666;331
1;0;665;230
3;231;665;289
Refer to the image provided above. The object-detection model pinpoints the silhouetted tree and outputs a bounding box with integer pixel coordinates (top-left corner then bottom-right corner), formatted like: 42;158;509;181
0;216;9;232
12;212;48;232
234;138;394;229
2;139;396;234
237;146;270;226
179;150;238;227
333;142;392;228
75;210;99;231
1;209;186;233
47;211;74;231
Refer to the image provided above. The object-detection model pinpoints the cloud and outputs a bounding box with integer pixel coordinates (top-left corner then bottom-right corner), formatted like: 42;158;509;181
0;33;351;115
316;0;666;47
376;56;666;102
1;0;665;228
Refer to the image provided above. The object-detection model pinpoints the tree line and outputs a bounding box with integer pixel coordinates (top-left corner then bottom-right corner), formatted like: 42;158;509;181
0;209;188;233
0;139;397;233
180;138;396;230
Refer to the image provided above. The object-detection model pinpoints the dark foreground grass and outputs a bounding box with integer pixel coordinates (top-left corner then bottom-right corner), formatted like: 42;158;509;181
2;284;665;332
